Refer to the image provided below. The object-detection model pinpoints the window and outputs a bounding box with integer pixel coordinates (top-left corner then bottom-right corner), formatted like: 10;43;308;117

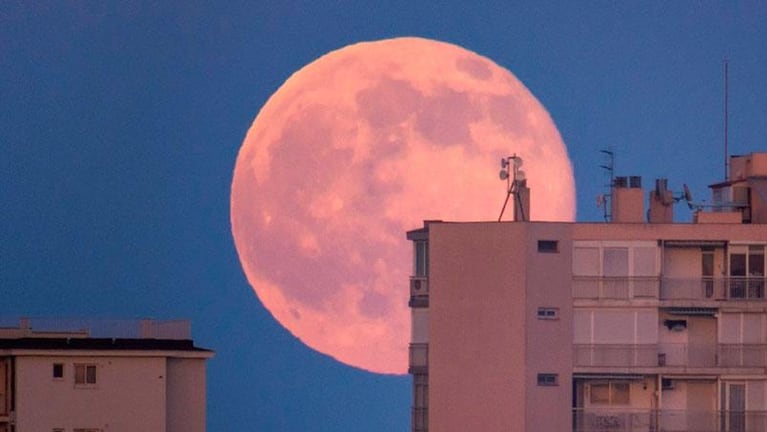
74;364;97;386
538;240;559;253
537;307;559;320
537;373;558;386
590;382;630;405
52;363;64;379
729;245;765;298
414;241;428;277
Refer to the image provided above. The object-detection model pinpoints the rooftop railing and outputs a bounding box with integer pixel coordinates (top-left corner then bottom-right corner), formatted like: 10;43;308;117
0;317;191;340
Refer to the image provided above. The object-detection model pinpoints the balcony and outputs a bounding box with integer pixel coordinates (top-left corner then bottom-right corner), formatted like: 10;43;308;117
573;276;767;301
409;276;429;308
573;277;659;300
574;344;658;367
661;277;767;301
409;343;428;373
573;409;767;432
575;343;767;368
411;407;427;432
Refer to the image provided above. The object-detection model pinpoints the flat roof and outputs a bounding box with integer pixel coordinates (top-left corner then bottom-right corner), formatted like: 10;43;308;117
0;337;212;353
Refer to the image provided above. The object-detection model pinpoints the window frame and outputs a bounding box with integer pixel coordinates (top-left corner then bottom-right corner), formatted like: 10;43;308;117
74;363;98;387
589;382;630;405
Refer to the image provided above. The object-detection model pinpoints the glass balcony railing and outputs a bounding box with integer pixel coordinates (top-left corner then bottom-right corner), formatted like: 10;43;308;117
409;343;428;369
574;344;659;367
572;408;767;432
572;276;767;301
574;343;767;368
573;277;659;300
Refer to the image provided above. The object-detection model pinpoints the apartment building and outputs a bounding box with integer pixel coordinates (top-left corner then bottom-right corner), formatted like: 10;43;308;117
407;152;767;432
0;317;213;432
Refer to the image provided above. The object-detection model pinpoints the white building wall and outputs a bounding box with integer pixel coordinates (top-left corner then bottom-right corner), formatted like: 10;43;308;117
166;358;207;432
15;355;167;432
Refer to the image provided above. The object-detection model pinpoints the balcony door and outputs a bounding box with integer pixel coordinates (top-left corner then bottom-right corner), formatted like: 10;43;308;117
722;382;745;432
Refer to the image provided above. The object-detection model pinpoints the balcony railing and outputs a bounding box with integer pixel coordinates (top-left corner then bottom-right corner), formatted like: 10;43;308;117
661;277;767;301
411;407;427;432
574;344;658;367
575;343;767;368
409;343;428;369
573;276;767;301
573;277;659;300
573;408;767;432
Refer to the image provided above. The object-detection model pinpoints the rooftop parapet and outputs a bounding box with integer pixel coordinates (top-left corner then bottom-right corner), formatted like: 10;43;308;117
0;317;191;340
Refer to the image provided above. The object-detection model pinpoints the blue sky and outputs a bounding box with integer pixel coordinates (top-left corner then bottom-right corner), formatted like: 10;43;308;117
2;2;765;431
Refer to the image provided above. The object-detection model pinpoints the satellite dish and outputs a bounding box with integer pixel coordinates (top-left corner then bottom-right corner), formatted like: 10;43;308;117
499;170;509;180
515;170;526;181
501;158;509;168
512;156;523;169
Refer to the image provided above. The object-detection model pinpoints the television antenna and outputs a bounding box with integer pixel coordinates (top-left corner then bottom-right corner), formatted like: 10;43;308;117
497;154;526;221
597;149;614;222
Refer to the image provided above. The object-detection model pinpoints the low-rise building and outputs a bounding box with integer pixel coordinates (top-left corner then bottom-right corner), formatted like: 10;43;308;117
0;317;213;432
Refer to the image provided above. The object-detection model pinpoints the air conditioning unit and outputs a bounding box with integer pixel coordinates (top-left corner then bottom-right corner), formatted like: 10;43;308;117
410;277;428;295
662;378;674;390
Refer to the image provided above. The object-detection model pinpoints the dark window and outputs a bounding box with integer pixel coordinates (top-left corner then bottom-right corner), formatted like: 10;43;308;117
537;307;559;320
538;240;559;253
537;373;559;386
75;364;97;385
52;363;64;379
415;241;429;276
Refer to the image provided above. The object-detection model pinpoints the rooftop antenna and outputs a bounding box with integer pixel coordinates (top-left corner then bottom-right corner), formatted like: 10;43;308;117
597;149;615;222
497;154;526;221
723;59;729;181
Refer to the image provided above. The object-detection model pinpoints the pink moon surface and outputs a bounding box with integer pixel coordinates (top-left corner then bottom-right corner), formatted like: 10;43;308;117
231;37;575;374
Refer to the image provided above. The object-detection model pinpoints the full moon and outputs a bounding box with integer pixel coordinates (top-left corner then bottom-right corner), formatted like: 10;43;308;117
231;37;575;374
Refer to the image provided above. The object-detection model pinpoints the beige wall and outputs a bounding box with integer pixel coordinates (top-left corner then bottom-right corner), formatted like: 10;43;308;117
524;223;573;431
429;222;528;432
574;221;767;243
15;355;167;431
167;358;207;432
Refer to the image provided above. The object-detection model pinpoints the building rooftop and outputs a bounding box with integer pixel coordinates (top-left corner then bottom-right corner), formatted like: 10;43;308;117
0;317;212;353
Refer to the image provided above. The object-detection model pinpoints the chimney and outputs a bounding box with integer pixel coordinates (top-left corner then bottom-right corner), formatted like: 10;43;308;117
611;176;644;223
648;178;674;223
514;180;530;222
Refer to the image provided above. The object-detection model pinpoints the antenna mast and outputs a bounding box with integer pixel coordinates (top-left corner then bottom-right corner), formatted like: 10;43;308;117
497;155;526;222
723;59;729;181
599;150;614;222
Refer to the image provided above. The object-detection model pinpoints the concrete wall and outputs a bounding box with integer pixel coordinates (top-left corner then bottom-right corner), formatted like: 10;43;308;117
429;222;528;432
574;221;767;243
524;223;573;431
167;358;207;432
15;355;166;431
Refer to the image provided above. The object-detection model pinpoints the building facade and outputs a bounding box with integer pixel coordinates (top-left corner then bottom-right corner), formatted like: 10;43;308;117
0;318;213;432
408;152;767;432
